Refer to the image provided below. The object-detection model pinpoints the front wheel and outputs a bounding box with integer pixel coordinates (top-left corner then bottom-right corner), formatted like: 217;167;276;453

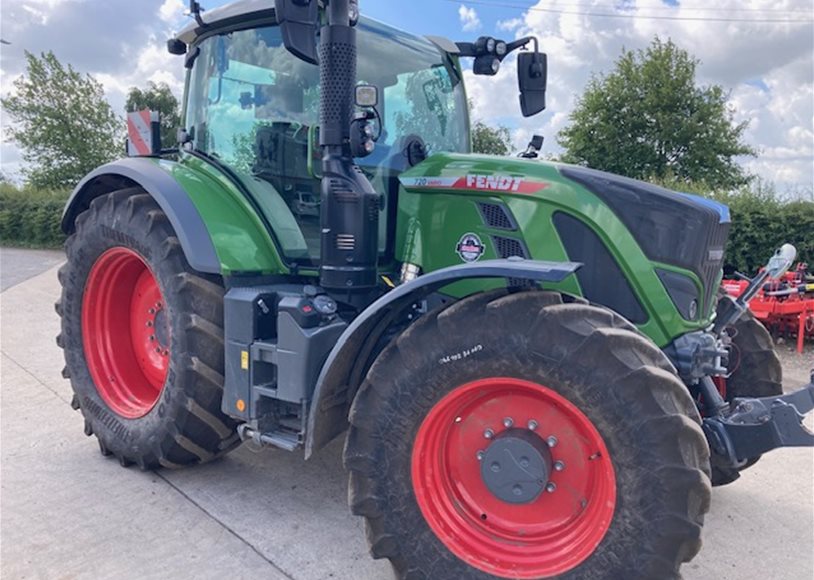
57;189;240;469
345;290;711;579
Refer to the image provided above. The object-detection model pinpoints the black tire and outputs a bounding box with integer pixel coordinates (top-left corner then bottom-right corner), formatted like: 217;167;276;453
711;294;783;486
57;188;240;469
345;290;711;580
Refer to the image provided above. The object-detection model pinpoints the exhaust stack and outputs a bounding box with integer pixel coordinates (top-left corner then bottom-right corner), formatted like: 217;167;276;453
317;0;380;299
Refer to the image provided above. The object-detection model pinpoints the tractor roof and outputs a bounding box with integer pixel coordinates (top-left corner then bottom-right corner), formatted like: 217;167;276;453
175;0;457;54
177;0;276;44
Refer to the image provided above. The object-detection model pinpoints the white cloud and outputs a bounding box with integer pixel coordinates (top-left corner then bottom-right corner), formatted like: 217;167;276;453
0;1;187;182
95;38;184;113
159;0;185;24
459;4;482;32
497;17;524;32
466;0;814;191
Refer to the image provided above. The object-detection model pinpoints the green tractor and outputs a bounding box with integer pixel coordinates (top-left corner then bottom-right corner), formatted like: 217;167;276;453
57;1;814;578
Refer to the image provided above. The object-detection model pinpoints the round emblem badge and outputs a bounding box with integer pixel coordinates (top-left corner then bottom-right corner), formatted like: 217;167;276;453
456;233;485;263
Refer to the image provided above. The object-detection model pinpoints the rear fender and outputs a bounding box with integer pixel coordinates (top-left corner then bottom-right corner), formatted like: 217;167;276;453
63;158;220;273
62;157;286;275
304;258;581;458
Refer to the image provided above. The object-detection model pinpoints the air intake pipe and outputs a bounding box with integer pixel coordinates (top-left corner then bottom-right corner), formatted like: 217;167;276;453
318;0;380;300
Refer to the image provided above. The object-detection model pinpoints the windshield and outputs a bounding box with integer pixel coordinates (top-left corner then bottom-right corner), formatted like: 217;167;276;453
184;18;470;263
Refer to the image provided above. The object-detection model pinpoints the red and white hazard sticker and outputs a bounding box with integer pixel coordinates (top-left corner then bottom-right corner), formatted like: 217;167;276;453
127;110;160;156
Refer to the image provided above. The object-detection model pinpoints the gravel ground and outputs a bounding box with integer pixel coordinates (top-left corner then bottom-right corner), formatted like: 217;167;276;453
774;342;813;389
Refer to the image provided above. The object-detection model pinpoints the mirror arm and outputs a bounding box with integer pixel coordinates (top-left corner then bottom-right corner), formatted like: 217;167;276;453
455;36;539;60
506;36;538;54
454;41;477;57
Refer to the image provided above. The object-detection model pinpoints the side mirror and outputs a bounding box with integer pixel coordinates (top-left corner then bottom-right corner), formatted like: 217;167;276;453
517;51;547;117
167;38;187;55
766;243;797;279
276;0;319;65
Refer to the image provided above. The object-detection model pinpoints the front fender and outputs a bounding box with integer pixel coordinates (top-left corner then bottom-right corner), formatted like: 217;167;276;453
304;258;582;458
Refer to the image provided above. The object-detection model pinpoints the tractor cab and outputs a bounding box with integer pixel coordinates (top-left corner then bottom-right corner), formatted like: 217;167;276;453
177;9;470;266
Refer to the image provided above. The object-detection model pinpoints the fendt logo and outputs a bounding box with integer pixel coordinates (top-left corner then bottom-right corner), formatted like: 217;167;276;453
399;174;549;194
465;174;524;191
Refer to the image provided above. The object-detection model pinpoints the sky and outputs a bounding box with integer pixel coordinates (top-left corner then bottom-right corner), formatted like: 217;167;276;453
1;0;812;193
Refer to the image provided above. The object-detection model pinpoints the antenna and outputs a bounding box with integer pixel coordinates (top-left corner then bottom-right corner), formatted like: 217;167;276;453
187;1;206;27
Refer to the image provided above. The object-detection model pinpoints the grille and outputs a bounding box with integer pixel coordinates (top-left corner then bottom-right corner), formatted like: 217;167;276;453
336;234;355;251
492;236;528;259
700;222;730;316
492;236;533;287
477;202;516;230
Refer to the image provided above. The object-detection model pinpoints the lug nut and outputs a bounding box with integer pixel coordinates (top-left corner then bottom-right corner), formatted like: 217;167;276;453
528;419;538;431
547;436;558;448
503;417;513;428
149;335;155;341
146;320;153;327
148;308;156;315
554;461;565;471
484;428;495;440
476;450;484;461
156;302;162;309
546;482;557;493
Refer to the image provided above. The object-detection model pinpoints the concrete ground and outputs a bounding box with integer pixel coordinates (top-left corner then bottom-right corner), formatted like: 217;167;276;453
0;247;65;292
1;255;812;580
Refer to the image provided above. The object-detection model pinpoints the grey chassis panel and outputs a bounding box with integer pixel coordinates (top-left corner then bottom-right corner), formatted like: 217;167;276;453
62;158;221;274
304;258;582;458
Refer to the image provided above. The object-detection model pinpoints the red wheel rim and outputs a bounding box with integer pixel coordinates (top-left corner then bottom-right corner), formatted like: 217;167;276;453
411;378;616;579
82;247;170;418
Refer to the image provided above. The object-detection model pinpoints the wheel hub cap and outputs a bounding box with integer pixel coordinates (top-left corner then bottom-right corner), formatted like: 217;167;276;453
411;377;617;579
480;428;553;504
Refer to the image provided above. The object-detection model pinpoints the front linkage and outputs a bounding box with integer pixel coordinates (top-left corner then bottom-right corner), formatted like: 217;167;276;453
673;244;814;470
704;381;814;467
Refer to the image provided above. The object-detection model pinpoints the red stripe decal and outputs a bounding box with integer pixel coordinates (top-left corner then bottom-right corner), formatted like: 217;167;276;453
450;174;548;194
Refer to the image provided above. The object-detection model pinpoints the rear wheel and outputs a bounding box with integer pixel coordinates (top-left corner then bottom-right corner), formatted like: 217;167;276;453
345;290;711;579
57;188;240;469
711;294;783;486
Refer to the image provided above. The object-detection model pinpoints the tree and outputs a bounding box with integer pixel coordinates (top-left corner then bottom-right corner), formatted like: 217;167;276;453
1;51;122;190
558;38;755;189
125;81;181;149
472;121;513;156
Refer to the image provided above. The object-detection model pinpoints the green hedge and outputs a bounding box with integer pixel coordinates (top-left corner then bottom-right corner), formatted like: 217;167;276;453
1;181;811;276
0;184;68;248
723;198;813;275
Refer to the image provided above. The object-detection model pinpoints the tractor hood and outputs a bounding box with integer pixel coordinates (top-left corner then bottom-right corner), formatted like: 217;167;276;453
399;151;731;327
